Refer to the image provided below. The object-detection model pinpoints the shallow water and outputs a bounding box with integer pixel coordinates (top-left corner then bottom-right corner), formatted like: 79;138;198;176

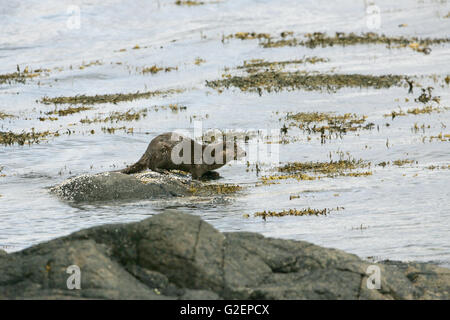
0;0;449;267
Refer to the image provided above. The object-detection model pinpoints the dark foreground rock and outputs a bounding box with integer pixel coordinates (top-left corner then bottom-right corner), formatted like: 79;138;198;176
0;211;448;299
50;171;241;202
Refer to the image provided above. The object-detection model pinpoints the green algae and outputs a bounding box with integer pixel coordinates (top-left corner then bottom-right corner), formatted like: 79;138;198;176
39;88;184;105
206;71;403;94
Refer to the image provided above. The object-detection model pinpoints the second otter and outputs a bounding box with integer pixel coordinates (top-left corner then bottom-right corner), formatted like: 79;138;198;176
120;132;246;179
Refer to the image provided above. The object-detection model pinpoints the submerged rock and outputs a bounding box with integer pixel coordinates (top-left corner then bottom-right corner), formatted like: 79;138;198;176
0;211;448;300
50;171;241;202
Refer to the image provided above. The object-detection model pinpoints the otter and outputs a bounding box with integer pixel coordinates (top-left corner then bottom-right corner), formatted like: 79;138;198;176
120;132;246;179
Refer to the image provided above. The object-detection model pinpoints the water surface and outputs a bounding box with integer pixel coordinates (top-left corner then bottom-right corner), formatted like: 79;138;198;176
0;0;449;267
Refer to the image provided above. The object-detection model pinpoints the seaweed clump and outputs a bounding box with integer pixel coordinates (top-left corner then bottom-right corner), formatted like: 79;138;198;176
0;66;44;85
261;172;316;183
0;112;13;120
0;71;27;85
206;71;403;94
222;31;296;43
151;104;187;112
142;65;178;74
79;105;186;124
384;88;446;119
279;158;369;175
80;108;149;124
285;111;373;139
39;88;183;105
175;0;204;5
0;130;58;146
377;160;417;167
78;60;102;70
384;105;444;119
428;133;450;142
261;32;450;54
194;57;206;65
223;32;271;41
427;164;450;170
253;207;336;219
392;159;416;166
261;158;371;183
415;87;440;104
190;183;242;195
237;57;329;73
45;106;93;117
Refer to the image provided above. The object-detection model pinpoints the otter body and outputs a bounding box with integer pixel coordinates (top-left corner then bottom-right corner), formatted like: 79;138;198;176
120;132;245;179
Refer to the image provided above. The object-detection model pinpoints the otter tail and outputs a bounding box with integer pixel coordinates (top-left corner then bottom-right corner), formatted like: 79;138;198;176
118;154;149;174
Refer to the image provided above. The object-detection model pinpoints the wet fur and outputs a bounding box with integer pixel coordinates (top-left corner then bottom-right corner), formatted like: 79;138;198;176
120;132;245;179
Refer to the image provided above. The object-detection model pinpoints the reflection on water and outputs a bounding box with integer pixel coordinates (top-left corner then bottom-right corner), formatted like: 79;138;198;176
0;0;449;268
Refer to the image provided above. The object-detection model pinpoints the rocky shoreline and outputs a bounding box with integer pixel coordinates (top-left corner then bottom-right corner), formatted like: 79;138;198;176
0;211;448;299
50;171;242;202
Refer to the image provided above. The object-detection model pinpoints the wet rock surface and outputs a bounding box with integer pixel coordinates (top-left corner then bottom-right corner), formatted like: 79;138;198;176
0;211;448;300
50;171;241;202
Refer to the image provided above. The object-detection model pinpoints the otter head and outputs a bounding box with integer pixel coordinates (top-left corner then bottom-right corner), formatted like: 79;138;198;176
203;141;246;169
217;141;246;164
